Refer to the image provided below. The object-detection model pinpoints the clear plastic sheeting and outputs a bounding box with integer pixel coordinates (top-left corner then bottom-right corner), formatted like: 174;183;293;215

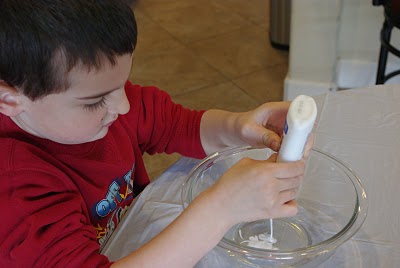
102;85;400;267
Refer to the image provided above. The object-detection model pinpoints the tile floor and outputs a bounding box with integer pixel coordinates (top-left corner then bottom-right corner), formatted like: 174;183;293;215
130;0;289;180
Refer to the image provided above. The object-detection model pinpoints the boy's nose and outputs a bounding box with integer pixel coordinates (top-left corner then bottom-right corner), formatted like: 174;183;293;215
109;88;130;115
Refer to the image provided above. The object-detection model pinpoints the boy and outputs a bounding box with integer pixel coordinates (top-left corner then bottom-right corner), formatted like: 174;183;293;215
0;1;309;267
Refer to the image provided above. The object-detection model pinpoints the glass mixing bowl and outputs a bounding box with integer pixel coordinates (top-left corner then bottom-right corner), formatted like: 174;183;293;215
181;146;368;267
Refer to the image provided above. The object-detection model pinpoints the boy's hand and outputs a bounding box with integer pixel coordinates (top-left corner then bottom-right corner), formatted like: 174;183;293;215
233;102;290;152
204;153;305;226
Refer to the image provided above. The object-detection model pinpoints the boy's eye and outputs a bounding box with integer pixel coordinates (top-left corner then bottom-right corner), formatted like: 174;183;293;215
83;97;107;111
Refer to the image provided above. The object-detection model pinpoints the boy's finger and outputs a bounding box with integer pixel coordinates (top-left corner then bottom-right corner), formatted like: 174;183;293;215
262;130;281;151
266;153;278;162
278;188;298;205
277;199;298;218
277;176;301;192
271;161;305;179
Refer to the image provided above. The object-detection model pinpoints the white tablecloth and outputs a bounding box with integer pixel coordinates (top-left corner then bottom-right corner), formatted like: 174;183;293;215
102;85;400;267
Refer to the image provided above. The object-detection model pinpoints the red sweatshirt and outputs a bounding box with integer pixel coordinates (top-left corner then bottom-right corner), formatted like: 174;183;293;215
0;82;206;267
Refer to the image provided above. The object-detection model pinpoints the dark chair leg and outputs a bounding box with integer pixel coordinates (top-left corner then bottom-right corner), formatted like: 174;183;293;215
376;20;392;84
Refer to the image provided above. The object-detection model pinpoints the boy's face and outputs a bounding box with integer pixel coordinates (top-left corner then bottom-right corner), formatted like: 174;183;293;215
11;54;133;144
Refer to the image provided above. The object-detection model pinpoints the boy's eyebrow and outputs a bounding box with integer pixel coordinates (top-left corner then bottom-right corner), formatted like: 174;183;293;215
76;87;121;100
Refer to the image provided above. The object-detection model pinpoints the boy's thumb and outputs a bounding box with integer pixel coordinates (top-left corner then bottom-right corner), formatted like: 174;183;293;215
262;130;281;152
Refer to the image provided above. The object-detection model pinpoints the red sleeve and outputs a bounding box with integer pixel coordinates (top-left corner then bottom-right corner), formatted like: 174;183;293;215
125;81;207;159
0;168;112;268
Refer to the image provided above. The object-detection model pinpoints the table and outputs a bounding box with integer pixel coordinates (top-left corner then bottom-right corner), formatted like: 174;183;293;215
102;85;400;267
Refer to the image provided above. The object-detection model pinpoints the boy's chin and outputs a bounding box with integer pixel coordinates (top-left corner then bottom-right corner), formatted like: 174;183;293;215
52;128;109;145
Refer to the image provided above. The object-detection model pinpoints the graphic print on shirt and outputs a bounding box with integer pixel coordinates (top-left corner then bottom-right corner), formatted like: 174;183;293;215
93;164;135;250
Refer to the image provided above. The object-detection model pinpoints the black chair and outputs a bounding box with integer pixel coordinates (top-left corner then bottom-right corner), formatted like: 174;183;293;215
374;0;400;84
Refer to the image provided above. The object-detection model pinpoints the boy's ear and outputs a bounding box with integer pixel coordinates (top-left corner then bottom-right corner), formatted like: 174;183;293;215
0;80;25;116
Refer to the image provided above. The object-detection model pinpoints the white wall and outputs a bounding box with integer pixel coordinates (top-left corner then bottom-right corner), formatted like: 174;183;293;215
284;0;400;100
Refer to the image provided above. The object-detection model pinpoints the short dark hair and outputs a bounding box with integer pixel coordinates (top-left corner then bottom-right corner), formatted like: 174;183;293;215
0;0;137;100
